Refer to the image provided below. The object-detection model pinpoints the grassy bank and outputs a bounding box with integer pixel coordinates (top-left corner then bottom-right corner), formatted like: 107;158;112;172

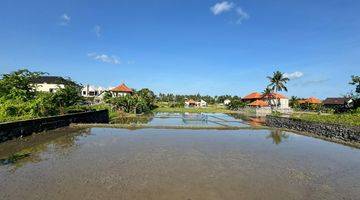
291;112;360;127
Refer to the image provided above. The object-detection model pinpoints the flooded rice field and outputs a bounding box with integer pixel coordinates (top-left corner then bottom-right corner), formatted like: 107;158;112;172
111;112;264;127
1;127;360;200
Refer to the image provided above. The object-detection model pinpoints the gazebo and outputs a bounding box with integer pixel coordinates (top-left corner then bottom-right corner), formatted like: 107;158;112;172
110;83;133;97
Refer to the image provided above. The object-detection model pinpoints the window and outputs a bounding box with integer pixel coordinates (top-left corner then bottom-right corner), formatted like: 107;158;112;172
83;91;86;95
49;88;54;93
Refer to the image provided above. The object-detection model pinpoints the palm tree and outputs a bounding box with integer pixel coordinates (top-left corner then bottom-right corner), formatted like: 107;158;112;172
266;130;289;145
349;75;360;93
266;71;290;108
289;96;299;108
262;87;273;108
267;71;290;92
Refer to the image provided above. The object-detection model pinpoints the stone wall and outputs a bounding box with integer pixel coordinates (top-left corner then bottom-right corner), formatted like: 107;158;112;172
0;110;109;143
266;116;360;142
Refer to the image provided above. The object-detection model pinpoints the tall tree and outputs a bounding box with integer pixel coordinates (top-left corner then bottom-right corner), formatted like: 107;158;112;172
266;71;290;109
0;69;45;101
349;75;360;94
267;71;290;92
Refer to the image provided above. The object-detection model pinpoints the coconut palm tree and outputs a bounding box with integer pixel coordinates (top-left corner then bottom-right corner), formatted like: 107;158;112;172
262;87;273;108
267;71;290;92
266;71;290;108
289;96;299;108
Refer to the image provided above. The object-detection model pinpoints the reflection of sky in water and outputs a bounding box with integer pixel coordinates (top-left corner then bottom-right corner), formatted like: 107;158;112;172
147;113;252;127
0;128;359;200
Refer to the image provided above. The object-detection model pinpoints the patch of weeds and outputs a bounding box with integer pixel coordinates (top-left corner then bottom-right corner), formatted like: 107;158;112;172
0;152;31;165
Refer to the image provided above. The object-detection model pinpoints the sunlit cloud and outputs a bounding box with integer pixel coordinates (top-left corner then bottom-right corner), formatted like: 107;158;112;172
210;2;249;25
235;7;249;24
60;13;71;26
210;1;234;15
284;71;304;80
87;53;121;65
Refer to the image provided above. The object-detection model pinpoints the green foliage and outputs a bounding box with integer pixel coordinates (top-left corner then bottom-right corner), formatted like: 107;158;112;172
0;69;85;122
157;93;239;104
349;75;360;93
291;112;360;126
169;101;184;108
51;85;84;113
267;71;290;92
271;110;282;117
102;91;113;103
226;99;247;110
106;88;157;114
289;96;300;108
0;69;45;101
109;95;150;114
136;88;156;109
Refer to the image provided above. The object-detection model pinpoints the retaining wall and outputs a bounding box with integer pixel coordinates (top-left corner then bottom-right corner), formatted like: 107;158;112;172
266;116;360;142
0;110;109;143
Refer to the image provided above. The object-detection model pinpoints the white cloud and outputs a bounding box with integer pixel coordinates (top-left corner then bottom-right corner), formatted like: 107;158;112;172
210;1;234;15
235;7;249;24
60;13;71;26
210;2;249;25
87;53;121;65
284;71;304;79
93;25;101;37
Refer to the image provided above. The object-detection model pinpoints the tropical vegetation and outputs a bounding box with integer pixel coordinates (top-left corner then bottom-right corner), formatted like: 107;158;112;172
0;69;84;122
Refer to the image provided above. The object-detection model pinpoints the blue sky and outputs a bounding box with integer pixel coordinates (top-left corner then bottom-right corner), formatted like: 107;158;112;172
0;0;359;98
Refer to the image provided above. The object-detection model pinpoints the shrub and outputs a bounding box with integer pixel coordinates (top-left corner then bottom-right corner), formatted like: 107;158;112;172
226;99;247;110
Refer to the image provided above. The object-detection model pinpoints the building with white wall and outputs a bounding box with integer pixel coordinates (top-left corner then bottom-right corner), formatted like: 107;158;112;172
31;76;76;93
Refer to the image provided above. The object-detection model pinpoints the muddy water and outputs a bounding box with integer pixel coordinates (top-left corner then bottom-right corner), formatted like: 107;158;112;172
0;127;359;200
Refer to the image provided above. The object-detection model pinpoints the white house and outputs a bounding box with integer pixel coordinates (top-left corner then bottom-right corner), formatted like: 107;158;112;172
184;99;208;108
224;99;231;105
81;85;105;97
31;76;75;93
262;93;289;109
200;99;208;107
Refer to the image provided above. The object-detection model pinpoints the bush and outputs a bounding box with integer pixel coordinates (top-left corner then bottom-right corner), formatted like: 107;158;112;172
169;101;184;108
226;99;247;110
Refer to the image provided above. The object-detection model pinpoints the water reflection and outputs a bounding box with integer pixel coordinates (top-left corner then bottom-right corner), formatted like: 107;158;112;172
227;113;265;126
0;127;91;171
111;114;154;124
266;130;289;145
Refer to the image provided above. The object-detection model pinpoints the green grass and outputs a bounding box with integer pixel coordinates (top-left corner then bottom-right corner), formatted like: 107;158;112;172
153;106;237;114
291;112;360;127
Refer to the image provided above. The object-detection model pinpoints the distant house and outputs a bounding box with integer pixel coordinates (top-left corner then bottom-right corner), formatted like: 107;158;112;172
110;83;133;97
200;99;208;107
262;93;289;109
242;92;289;108
184;99;207;107
81;85;105;97
323;97;353;110
223;99;231;105
248;100;268;107
298;97;321;105
31;76;76;93
242;92;262;102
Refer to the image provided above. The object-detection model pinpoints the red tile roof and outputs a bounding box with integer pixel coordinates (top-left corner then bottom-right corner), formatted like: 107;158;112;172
111;83;133;93
298;97;321;104
242;92;263;100
306;97;321;104
186;99;197;104
262;93;287;99
249;100;269;107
